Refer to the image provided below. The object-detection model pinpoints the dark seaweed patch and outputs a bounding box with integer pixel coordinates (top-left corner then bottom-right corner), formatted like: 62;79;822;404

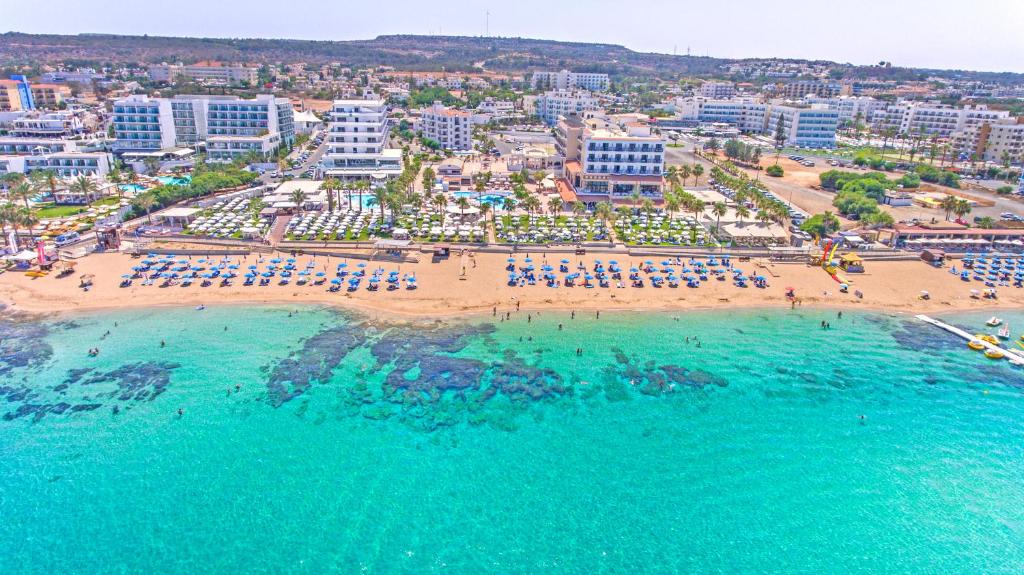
265;325;365;407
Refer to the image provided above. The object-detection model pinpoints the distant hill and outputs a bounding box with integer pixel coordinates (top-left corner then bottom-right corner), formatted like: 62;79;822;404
1;32;1022;83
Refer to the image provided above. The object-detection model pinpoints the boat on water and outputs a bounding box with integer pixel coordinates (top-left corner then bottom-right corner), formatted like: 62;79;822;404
985;349;1005;360
986;317;1003;327
967;339;986;351
998;324;1010;339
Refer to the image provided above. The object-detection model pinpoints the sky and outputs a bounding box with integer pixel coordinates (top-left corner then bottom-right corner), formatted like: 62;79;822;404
4;0;1024;73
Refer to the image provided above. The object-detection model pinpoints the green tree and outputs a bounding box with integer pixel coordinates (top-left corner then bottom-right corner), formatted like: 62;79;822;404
711;201;728;235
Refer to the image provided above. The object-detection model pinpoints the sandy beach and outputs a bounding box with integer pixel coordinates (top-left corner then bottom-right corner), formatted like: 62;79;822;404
0;249;1020;318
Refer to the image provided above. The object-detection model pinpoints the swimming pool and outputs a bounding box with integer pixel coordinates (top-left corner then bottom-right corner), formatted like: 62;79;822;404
454;192;510;206
119;184;147;194
157;176;191;186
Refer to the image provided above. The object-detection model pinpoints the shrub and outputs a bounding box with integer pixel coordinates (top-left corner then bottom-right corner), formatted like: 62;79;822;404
765;165;784;177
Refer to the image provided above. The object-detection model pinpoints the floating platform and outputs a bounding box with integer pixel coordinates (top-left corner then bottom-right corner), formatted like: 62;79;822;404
916;314;1024;367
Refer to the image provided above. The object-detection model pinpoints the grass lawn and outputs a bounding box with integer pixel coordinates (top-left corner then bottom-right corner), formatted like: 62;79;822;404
34;204;86;218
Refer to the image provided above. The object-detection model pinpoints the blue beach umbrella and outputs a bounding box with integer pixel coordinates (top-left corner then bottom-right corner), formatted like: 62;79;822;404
316;271;326;277
331;278;342;285
507;258;516;263
560;259;570;264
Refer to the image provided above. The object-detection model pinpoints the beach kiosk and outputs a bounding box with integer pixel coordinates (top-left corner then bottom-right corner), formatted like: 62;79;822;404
839;253;865;273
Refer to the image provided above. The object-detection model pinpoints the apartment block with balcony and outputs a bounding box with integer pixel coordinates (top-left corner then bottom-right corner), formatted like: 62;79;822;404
0;151;111;178
951;119;1024;164
767;104;840;148
321;98;403;181
871;101;1011;137
112;94;293;160
536;90;600;125
419;102;473;151
10;112;84;138
0;76;33;111
531;70;610;92
700;81;735;99
29;84;71;109
560;119;666;203
112;95;177;153
149;63;259;85
0;137;76;155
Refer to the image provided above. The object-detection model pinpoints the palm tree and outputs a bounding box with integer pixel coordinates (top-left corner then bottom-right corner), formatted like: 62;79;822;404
135;194;157;224
665;195;680;219
30;169;60;203
421;167;436;197
143;156;160;176
547;196;563;216
290;189;307;213
69;176;98;203
665;166;681;189
478;202;492;229
456;196;470;219
108;168;124;201
711;201;728;235
631;190;641;210
17;208;39;245
679;165;692;188
0;203;16;249
11;182;34;210
523;195;541;215
501;196;516;216
354;179;370;212
735;205;751;226
572;200;586;217
1;172;25;192
692;164;704;186
595;201;613;227
939;194;958;221
433;194;449;226
371;186;390;222
320;178;341;212
953;198;972;222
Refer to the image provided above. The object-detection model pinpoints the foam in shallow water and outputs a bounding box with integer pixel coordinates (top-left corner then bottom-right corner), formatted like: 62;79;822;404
1;305;1023;573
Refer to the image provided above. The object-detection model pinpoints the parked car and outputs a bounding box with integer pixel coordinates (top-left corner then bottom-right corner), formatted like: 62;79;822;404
54;232;81;247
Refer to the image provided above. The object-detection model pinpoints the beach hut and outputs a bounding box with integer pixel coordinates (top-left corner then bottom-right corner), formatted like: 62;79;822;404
839;253;865;273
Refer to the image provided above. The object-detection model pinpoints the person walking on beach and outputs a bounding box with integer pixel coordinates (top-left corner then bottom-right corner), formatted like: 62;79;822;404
596;311;600;319
837;311;843;320
527;314;532;323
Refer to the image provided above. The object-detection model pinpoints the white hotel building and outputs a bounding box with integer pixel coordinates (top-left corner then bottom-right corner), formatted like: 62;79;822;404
673;97;839;148
419;102;473;151
531;70;610;92
536;90;600;125
871;101;1010;138
112;94;295;161
559;116;667;203
320;98;403;181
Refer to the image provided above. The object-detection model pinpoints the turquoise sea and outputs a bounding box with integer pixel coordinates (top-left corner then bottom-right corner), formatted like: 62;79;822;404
1;304;1023;573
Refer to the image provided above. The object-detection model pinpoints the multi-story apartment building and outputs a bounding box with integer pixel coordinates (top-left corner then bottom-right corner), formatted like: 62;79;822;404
0;137;76;155
531;70;610;92
112;94;294;161
804;95;885;125
872;101;1010;137
772;81;842;99
535;90;600;125
766;104;840;149
419;102;473;151
558;115;666;203
41;69;106;84
950;119;1024;164
0;76;34;111
10;112;84;138
675;97;768;133
148;63;259;85
0;150;111;178
700;81;736;99
30;84;71;109
674;97;839;147
476;97;515;117
320;98;403;181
